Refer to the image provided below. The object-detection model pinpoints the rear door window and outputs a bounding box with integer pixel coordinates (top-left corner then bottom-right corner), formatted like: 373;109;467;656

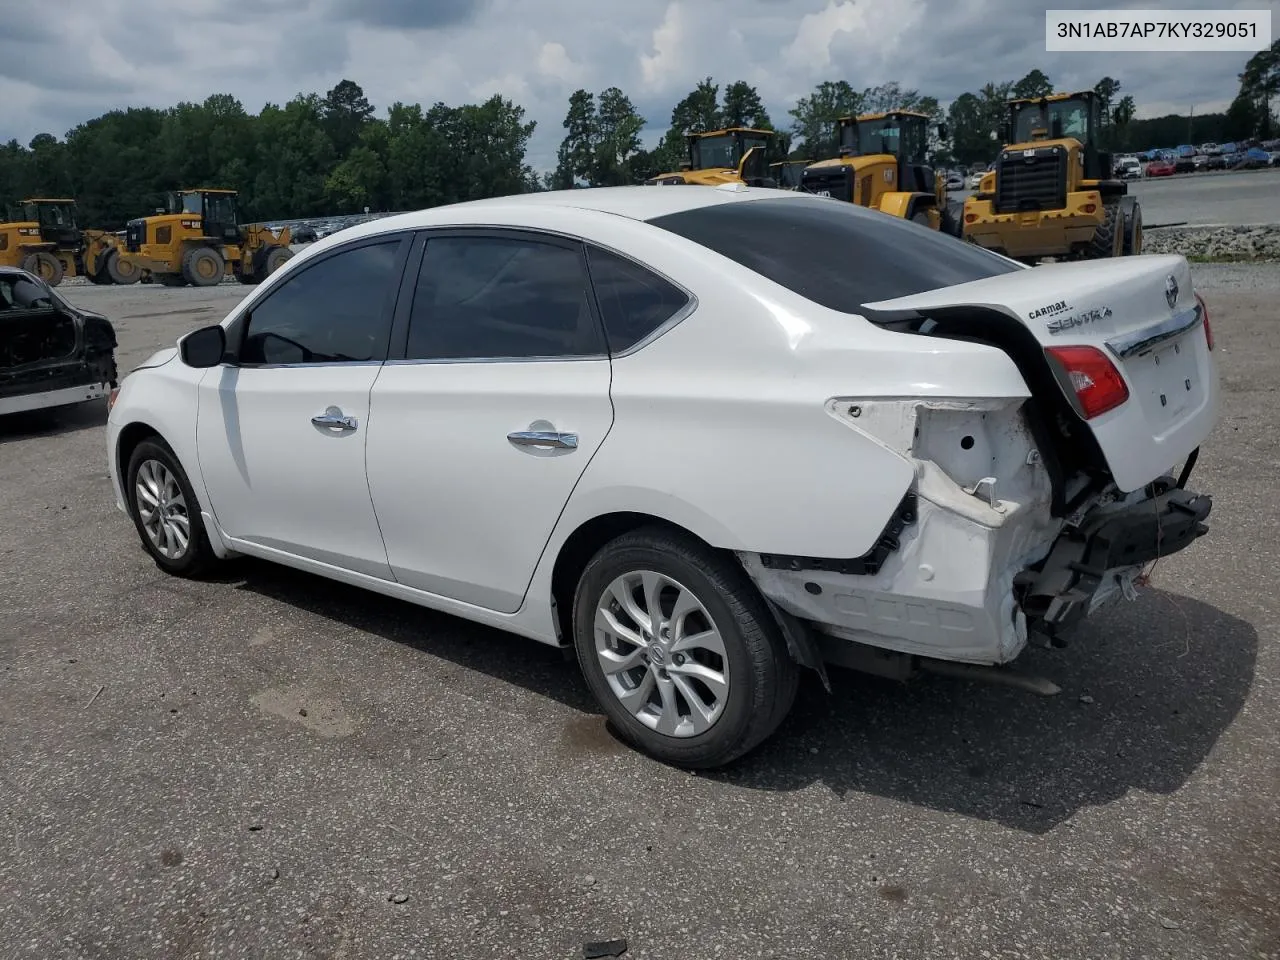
405;234;605;361
647;197;1022;311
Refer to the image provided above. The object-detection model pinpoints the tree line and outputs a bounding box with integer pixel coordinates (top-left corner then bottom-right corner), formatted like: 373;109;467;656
2;41;1273;227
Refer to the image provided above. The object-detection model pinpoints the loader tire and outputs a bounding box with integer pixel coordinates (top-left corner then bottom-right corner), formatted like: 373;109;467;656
1089;200;1124;259
1123;201;1143;256
105;250;141;285
941;200;964;238
22;252;64;286
262;246;293;276
182;247;225;287
157;274;187;287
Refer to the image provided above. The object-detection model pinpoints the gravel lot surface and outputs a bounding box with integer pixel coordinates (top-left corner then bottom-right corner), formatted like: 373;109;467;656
2;266;1278;959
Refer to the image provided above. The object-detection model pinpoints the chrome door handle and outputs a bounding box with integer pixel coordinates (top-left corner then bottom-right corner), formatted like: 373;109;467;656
507;430;578;449
312;412;358;431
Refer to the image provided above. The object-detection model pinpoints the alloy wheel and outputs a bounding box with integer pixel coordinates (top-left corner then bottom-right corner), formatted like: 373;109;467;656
134;459;191;559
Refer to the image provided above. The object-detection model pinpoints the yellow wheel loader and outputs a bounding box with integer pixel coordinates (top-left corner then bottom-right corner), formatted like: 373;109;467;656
961;91;1142;262
120;189;293;288
644;128;780;187
0;199;137;287
798;111;963;235
769;159;811;190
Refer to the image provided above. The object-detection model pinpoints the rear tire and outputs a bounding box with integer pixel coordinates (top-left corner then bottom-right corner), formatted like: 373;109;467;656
125;438;217;578
1123;202;1143;256
105;250;141;285
182;247;225;287
571;527;799;769
1089;200;1123;259
22;251;64;286
157;274;187;287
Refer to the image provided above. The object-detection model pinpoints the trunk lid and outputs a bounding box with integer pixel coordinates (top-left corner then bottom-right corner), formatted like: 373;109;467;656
863;254;1218;492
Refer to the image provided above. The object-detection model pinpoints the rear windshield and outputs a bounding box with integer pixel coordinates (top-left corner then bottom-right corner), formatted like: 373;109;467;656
647;197;1022;313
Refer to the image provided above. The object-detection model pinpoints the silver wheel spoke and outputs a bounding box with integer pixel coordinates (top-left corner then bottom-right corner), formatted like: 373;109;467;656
599;644;646;676
653;676;682;736
671;674;717;733
595;605;643;649
608;578;651;634
667;660;728;702
135;484;160;509
640;572;664;630
616;670;655;717
671;627;725;657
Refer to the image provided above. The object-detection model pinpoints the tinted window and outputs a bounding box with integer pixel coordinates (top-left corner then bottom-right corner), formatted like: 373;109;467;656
406;235;603;360
647;198;1022;312
240;240;400;364
586;246;689;353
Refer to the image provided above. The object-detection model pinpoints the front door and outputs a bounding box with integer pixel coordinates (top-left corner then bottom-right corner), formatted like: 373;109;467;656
365;231;615;614
196;235;409;578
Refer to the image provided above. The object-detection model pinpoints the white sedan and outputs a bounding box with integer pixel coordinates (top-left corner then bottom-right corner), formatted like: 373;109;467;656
106;185;1219;768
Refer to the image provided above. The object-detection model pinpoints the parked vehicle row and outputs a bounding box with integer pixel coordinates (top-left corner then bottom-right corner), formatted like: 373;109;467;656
1123;139;1280;176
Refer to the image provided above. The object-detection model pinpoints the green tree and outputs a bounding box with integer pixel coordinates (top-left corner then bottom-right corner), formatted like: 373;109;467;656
553;89;598;187
721;81;771;128
789;80;863;158
323;79;376;159
1238;39;1279;138
946;92;993;166
1012;69;1053;100
1224;91;1263;140
593;87;645;185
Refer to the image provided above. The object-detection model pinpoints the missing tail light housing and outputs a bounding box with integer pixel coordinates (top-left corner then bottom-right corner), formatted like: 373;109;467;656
1195;292;1213;350
1045;345;1130;420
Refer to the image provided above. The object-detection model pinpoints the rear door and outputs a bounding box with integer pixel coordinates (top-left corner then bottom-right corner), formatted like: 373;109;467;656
864;254;1219;491
364;229;615;614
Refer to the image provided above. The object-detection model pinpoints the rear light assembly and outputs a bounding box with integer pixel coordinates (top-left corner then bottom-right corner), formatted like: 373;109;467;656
1046;345;1130;420
1195;291;1214;350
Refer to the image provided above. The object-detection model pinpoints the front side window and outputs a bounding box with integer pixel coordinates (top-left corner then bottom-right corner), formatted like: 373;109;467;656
181;193;202;215
0;275;56;311
239;240;401;365
648;197;1022;313
205;194;238;225
691;135;736;170
405;235;603;361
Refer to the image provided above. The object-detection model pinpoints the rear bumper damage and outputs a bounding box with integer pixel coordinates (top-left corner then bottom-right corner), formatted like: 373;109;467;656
738;397;1211;669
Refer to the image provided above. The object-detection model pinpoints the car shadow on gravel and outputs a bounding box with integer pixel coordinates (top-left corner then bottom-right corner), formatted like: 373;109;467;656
0;400;108;444
227;559;1254;834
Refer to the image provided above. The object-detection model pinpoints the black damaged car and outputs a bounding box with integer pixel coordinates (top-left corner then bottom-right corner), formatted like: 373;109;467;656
0;266;118;417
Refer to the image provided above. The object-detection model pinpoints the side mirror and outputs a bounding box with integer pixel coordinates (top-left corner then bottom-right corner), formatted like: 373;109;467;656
180;324;226;368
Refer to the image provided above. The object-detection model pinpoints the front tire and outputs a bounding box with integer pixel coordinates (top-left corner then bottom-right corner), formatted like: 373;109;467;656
1123;201;1143;256
572;528;799;769
1090;200;1124;259
182;247;225;287
105;250;141;285
22;251;64;286
125;438;216;578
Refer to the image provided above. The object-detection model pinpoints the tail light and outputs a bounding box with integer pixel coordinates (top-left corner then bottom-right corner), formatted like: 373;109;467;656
1046;345;1130;419
1195;292;1213;350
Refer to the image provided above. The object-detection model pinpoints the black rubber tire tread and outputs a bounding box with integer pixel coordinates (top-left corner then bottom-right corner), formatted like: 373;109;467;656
941;200;964;238
234;267;262;286
572;526;799;769
1089;200;1123;259
125;437;217;579
105;250;141;285
22;251;64;285
263;245;293;275
182;246;225;287
1123;201;1142;256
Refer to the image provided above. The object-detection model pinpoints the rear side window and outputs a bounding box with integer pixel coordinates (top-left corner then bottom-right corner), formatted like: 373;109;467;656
647;197;1022;312
406;235;604;360
586;245;689;353
239;240;401;364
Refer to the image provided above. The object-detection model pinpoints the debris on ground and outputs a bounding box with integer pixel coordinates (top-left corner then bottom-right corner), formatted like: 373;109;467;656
584;939;628;958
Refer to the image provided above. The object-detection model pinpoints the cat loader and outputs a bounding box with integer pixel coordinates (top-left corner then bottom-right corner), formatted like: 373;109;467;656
961;91;1142;262
644;128;781;187
0;199;138;286
798;111;963;235
119;188;293;287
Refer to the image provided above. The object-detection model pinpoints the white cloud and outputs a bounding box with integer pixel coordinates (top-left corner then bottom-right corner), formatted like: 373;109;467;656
0;0;1267;175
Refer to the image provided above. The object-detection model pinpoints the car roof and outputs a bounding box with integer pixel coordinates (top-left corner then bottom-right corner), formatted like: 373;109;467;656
297;184;824;253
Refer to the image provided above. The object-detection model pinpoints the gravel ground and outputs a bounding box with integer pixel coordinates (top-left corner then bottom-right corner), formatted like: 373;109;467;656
1;266;1278;959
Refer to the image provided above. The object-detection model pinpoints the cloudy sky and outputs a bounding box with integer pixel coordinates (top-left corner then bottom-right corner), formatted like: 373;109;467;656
2;0;1274;171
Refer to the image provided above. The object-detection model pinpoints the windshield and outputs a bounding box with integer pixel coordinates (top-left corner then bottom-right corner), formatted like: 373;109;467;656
856;116;927;161
648;196;1022;313
690;135;736;169
1012;99;1089;143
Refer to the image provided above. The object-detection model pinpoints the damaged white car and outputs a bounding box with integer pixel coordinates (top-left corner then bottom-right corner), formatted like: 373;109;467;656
106;185;1218;768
